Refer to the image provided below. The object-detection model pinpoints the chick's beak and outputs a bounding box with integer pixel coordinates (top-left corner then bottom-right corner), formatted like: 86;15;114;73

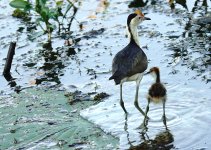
144;71;150;75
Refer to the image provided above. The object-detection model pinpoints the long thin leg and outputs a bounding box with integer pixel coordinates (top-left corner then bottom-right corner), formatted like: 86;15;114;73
134;80;146;117
120;83;128;114
143;98;150;126
162;98;167;129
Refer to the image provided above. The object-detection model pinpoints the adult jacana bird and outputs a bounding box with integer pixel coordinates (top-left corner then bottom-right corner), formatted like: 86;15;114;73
109;10;151;116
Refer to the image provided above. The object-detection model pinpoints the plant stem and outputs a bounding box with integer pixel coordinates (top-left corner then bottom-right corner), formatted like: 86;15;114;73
3;42;16;76
67;6;78;31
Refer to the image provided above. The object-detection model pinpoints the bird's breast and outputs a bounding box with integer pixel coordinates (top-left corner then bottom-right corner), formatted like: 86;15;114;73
121;73;143;84
148;95;166;104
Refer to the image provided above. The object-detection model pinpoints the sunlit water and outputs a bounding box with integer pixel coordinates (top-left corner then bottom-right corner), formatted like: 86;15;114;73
0;0;211;149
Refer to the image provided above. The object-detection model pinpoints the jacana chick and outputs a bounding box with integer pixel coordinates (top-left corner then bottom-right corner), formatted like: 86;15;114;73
144;67;167;127
109;10;151;116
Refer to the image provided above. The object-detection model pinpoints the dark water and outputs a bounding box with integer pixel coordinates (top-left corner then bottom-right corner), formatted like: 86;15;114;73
0;0;211;149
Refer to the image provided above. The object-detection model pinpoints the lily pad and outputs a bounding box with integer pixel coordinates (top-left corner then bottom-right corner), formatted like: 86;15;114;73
0;88;118;149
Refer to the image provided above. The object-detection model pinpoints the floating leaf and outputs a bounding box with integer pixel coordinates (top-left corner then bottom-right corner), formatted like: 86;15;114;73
9;0;31;10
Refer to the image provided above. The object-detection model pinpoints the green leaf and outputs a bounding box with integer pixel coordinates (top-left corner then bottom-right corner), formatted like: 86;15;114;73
35;0;47;13
40;7;50;21
9;0;31;10
49;10;58;20
49;8;63;20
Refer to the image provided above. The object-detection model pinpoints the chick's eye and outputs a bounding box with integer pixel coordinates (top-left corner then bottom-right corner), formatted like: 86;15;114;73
139;17;141;19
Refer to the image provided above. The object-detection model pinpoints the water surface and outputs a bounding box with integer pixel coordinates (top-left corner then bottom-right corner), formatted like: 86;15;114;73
0;0;211;149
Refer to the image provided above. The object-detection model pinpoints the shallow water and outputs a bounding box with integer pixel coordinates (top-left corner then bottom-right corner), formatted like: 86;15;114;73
0;0;211;149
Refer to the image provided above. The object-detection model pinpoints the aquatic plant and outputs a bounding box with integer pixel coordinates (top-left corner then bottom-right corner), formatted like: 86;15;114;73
9;0;77;41
12;8;30;20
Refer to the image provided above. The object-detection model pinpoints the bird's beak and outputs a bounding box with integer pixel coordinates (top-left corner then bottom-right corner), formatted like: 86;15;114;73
144;17;151;20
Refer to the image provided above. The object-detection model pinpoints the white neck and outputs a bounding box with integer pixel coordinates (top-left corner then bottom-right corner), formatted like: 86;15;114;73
127;24;140;46
151;72;157;82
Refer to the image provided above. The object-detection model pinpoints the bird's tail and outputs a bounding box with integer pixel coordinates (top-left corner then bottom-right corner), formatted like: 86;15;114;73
109;75;114;80
109;75;120;85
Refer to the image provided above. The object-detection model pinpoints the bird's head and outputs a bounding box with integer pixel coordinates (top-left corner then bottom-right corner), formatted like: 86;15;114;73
127;10;151;27
145;67;160;79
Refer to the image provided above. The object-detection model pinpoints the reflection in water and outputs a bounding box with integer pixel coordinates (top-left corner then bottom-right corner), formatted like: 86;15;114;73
144;114;168;131
35;42;67;85
124;114;172;150
3;73;21;93
3;72;16;87
124;114;133;148
22;41;76;85
128;0;149;8
134;130;174;150
166;0;211;83
129;128;174;149
131;130;174;150
66;47;76;56
22;27;106;86
3;42;21;93
169;0;188;10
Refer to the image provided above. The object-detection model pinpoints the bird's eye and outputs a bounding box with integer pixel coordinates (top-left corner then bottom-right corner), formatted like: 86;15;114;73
139;17;141;19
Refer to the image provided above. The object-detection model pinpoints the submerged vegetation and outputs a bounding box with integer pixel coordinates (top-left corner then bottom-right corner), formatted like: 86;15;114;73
12;8;30;20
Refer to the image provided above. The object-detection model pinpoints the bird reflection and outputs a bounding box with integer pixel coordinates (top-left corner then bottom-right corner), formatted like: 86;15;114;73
126;127;174;150
124;114;133;148
129;129;174;150
124;114;173;149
